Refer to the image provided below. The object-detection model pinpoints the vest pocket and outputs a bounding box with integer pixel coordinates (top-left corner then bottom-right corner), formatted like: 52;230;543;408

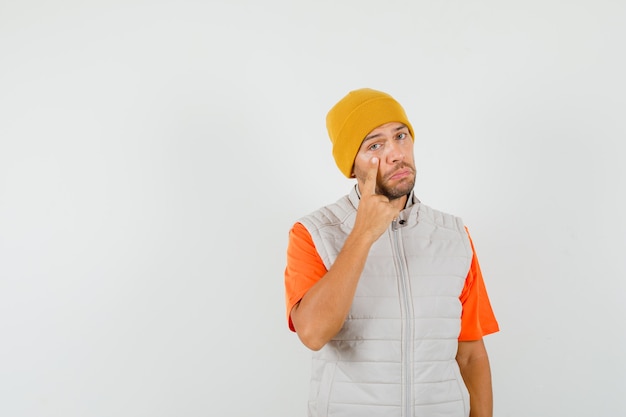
315;362;337;417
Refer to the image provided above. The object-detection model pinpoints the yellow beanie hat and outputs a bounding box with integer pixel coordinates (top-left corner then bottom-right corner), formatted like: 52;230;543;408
326;88;414;178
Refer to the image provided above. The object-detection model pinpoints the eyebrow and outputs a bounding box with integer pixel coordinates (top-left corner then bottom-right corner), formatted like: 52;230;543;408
363;124;408;142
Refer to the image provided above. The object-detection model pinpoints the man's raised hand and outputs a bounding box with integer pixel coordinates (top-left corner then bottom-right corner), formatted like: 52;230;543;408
353;157;400;244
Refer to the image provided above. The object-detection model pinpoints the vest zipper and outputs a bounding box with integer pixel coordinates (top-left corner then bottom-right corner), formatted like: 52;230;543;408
391;218;412;417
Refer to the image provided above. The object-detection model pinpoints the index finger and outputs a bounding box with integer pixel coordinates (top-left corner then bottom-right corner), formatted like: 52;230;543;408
363;157;379;196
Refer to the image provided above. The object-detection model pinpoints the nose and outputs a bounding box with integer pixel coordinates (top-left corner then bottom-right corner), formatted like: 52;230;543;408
385;140;405;164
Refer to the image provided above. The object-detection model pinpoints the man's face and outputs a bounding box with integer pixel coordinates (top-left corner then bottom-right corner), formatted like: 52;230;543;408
352;122;416;201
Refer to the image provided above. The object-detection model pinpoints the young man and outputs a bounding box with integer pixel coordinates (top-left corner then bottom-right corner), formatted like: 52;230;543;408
284;88;499;417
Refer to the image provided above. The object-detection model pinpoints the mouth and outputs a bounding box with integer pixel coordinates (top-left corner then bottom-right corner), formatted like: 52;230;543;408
388;168;413;181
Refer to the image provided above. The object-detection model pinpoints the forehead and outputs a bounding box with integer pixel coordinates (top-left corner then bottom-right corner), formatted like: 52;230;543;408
364;122;408;140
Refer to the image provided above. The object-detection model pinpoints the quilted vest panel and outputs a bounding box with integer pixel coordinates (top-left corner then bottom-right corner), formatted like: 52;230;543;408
299;187;473;417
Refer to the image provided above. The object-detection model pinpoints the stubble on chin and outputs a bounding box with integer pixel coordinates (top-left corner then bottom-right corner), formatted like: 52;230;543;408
377;165;416;200
377;177;415;201
355;163;416;200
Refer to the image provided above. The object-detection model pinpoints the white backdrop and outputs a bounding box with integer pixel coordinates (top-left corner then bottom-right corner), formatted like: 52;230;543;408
1;1;625;416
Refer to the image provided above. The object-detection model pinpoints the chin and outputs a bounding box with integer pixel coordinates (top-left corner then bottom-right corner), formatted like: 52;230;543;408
382;183;415;201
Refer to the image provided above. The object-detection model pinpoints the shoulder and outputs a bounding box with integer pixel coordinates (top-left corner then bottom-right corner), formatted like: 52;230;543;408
298;193;355;231
416;202;466;232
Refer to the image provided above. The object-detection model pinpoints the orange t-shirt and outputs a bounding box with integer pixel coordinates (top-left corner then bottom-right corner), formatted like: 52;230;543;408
284;222;499;341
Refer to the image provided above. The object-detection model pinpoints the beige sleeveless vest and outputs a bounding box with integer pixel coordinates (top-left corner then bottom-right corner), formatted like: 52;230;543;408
299;186;474;417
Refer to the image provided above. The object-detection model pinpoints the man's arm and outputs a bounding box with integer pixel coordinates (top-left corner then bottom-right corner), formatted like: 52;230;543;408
456;339;493;417
290;157;398;351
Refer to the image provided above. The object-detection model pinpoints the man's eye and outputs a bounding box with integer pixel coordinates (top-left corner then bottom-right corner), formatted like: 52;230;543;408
397;133;406;140
369;143;381;151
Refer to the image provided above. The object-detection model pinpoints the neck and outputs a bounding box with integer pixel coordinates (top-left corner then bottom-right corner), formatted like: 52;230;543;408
390;194;409;210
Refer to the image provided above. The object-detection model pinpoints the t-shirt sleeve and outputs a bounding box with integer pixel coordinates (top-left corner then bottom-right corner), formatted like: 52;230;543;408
458;227;500;341
284;222;328;332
